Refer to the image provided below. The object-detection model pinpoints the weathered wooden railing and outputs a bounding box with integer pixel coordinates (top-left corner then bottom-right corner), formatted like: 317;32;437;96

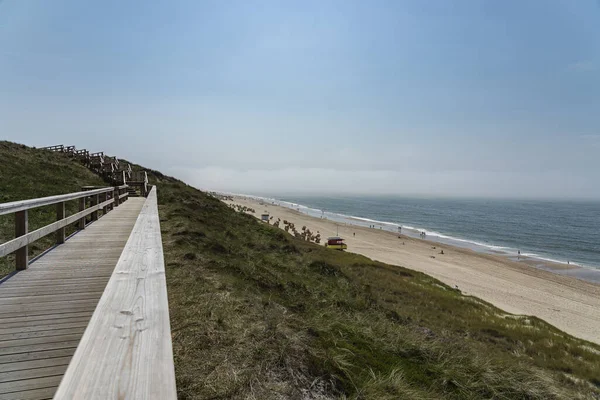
41;144;64;152
0;186;128;270
54;186;177;399
129;170;149;197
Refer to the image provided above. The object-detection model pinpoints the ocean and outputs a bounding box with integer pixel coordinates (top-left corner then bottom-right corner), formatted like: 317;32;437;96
257;195;600;270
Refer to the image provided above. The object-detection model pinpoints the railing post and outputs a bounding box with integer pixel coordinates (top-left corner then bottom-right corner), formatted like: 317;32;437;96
15;210;28;270
114;187;120;207
56;201;66;244
101;192;108;215
78;196;86;230
91;194;99;221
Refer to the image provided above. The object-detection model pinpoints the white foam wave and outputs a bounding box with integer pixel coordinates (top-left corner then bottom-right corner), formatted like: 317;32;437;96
520;253;582;267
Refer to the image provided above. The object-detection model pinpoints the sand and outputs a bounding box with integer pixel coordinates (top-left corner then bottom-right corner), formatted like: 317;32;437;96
226;196;600;345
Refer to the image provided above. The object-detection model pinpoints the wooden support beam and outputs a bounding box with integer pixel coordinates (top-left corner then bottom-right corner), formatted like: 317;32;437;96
113;188;119;207
91;195;99;221
15;210;28;270
101;192;108;215
56;201;66;244
78;198;86;230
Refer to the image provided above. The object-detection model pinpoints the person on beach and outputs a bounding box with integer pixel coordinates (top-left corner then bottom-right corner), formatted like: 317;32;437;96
353;232;355;237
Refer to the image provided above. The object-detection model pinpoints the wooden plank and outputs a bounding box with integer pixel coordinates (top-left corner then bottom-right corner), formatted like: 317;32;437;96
0;300;99;317
54;187;176;399
0;386;56;399
0;313;91;326
0;357;71;374
0;188;112;216
0;365;67;384
0;320;89;335
0;285;105;298
2;274;112;283
0;375;63;395
0;309;96;321
0;334;83;351
0;284;106;297
2;277;110;286
0;328;86;344
0;348;75;366
0;317;90;330
0;341;80;357
0;292;104;307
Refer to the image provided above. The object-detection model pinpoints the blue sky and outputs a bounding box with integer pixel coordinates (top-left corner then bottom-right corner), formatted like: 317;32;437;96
1;0;599;198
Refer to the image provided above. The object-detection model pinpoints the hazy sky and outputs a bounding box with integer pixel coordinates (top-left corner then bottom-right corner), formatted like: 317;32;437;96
1;0;599;198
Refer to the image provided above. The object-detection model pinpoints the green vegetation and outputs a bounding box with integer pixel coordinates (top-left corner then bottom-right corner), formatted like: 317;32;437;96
0;141;105;277
2;142;599;399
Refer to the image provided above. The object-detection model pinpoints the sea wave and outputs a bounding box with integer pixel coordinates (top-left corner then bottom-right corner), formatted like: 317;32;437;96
239;194;588;269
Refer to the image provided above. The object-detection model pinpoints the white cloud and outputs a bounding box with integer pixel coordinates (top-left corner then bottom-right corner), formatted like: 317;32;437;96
568;61;596;72
581;134;600;148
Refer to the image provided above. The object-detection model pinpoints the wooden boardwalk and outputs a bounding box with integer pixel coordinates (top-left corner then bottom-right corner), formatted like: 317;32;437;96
0;198;145;400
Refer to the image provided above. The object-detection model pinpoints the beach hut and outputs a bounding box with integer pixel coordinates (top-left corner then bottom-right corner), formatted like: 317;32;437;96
325;236;347;251
261;213;270;222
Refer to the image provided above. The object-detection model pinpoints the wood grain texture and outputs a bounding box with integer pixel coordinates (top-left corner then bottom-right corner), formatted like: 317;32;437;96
54;187;177;400
0;198;145;399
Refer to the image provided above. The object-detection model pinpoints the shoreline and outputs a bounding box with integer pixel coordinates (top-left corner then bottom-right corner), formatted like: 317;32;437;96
250;194;600;280
225;195;600;345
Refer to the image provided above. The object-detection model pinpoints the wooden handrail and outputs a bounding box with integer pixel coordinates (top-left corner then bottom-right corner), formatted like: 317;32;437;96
41;144;64;151
0;197;113;257
0;187;112;216
54;186;177;399
0;186;128;270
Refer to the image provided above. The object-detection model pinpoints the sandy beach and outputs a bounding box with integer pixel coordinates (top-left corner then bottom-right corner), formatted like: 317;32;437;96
226;196;600;345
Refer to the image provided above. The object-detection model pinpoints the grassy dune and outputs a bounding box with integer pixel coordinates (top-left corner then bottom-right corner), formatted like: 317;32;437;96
1;142;599;398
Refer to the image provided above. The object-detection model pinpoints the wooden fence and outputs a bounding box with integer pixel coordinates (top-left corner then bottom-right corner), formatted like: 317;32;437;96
42;144;134;184
0;185;129;270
